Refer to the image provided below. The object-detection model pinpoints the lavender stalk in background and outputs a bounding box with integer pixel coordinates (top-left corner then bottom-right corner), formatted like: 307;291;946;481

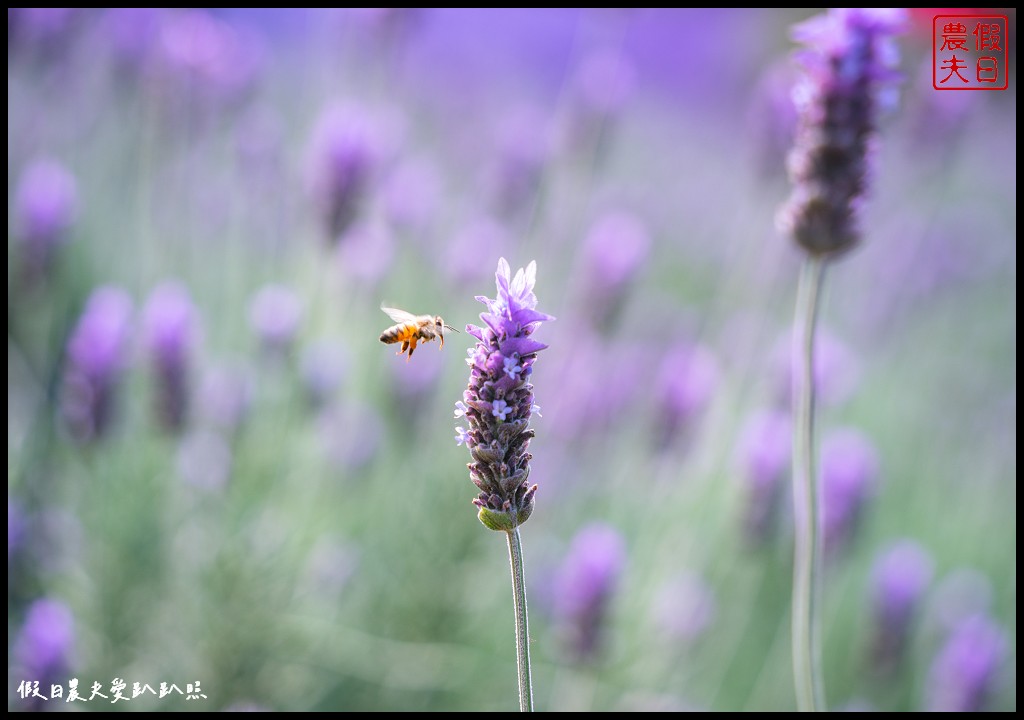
198;363;254;435
299;341;349;410
778;8;907;712
555;524;626;663
9;497;25;560
60;286;133;443
566;49;635;157
868;539;933;673
485;108;555;218
653;571;716;645
14;158;78;285
654;339;718;451
925;613;1008;712
307;106;379;243
736;409;791;545
820;429;878;558
578;212;650;332
143;282;199;433
248;284;304;357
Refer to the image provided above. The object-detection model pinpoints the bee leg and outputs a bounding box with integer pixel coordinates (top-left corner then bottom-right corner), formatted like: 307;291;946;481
406;336;419;362
397;340;409;356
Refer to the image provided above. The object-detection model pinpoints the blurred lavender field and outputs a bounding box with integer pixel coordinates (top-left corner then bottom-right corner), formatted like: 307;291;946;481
7;8;1016;712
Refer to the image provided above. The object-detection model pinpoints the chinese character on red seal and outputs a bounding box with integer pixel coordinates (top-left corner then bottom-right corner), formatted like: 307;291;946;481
933;15;1009;90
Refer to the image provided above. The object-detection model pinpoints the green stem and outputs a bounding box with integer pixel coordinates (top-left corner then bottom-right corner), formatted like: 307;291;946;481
792;256;827;712
506;527;534;712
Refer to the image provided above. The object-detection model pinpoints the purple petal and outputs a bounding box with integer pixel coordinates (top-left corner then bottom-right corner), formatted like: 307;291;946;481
500;336;548;357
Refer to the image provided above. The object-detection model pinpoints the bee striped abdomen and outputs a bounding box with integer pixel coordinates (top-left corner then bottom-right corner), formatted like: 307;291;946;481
379;323;418;345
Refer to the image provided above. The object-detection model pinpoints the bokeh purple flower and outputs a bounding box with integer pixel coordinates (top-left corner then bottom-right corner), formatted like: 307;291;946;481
820;428;879;557
9;497;25;560
177;430;233;491
104;7;165;72
736;409;791;544
308;105;381;242
575;49;635;120
773;327;859;409
444;216;511;286
654;339;719;450
383;157;441;233
334;222;395;289
925;613;1008;712
14;158;78;283
555;523;626;663
8;8;77;53
14;598;75;681
485;107;556;218
653;572;716;644
248;284;304;356
156;9;264;107
868;539;934;672
565;49;635;155
318;402;384;472
778;8;908;256
300;341;350;410
927;568;994;634
197;362;253;435
143;282;200;433
60;286;134;443
579;212;650;332
457;258;553;531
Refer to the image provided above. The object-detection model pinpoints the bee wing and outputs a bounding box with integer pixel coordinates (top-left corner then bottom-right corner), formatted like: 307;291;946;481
380;305;418;325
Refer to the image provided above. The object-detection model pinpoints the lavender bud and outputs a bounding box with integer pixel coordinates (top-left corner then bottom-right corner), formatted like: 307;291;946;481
555;524;626;663
60;286;133;443
925;614;1008;712
736;409;791;544
820;428;879;557
458;258;553;531
868;539;934;672
579;212;650;332
307;106;380;242
143;282;199;433
778;8;907;257
248;284;304;357
15;158;78;283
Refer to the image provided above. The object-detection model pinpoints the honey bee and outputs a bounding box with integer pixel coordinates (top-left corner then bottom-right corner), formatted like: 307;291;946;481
379;305;459;361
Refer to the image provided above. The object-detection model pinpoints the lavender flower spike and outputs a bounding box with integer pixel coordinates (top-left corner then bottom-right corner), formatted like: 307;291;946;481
458;258;554;532
778;8;907;257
